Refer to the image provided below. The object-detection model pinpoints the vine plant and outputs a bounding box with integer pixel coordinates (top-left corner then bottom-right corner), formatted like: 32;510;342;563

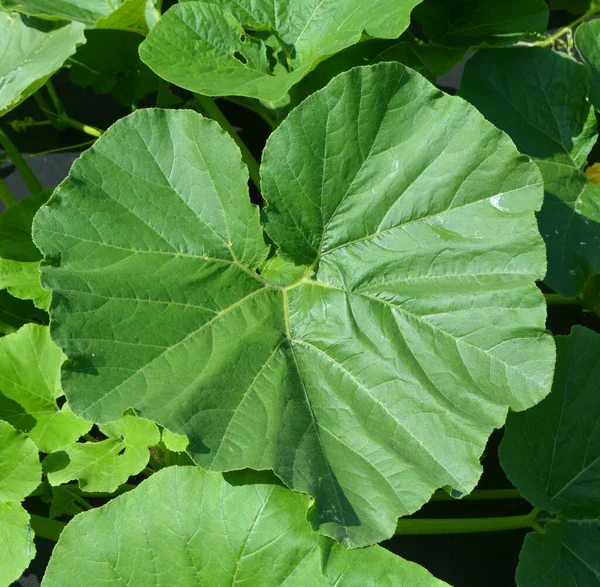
0;0;599;585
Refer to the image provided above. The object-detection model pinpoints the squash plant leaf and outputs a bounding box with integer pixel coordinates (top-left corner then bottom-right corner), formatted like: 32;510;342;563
413;0;549;48
516;519;600;586
42;466;448;586
33;63;555;547
0;12;85;118
43;413;160;493
0;258;51;310
500;326;600;586
0;0;159;31
460;47;600;298
575;19;600;112
0;420;41;585
139;0;424;102
0;290;48;335
0;324;91;452
69;30;160;108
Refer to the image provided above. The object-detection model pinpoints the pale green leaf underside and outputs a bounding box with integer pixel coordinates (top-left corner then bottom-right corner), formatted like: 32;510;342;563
42;466;447;586
139;0;423;101
516;519;600;587
576;19;600;112
460;48;600;297
0;324;90;452
44;414;159;492
0;12;85;117
1;0;147;29
500;326;600;519
33;64;554;547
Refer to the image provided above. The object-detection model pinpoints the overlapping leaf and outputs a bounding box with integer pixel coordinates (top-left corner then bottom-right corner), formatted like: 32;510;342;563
0;324;90;452
0;420;41;585
0;290;47;335
42;466;447;586
1;0;158;31
460;47;600;297
0;12;85;118
500;326;600;585
413;0;548;48
43;414;159;492
139;0;423;102
33;64;554;546
576;19;600;112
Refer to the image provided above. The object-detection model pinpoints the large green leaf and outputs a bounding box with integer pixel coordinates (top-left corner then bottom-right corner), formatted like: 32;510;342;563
500;326;600;586
139;0;423;102
43;466;447;586
576;19;600;112
33;64;554;546
0;420;41;585
413;0;548;48
460;47;600;297
0;324;90;452
43;414;159;492
0;12;85;118
500;326;600;519
0;0;158;30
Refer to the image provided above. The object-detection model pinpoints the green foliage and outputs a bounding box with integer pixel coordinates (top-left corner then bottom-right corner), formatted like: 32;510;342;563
43;466;448;586
500;326;600;585
139;0;423;102
0;12;85;117
576;19;600;111
33;64;554;547
460;48;600;297
0;420;41;584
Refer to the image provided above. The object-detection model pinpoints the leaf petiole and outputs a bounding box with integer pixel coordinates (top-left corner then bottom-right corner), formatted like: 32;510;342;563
544;293;580;306
0;128;43;194
193;94;262;190
395;508;539;535
0;177;18;208
29;514;66;542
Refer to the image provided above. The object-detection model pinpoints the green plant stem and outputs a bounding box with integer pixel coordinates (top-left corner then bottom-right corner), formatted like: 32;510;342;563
0;177;18;208
544;293;580;305
395;508;539;535
431;488;522;502
25;139;96;158
45;79;65;118
0;128;43;194
534;7;600;46
33;92;64;131
72;494;93;511
62;116;104;138
194;94;261;190
29;514;66;542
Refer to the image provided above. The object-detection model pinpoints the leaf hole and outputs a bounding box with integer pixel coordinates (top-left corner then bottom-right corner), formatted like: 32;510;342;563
233;51;248;65
117;447;125;456
240;33;246;42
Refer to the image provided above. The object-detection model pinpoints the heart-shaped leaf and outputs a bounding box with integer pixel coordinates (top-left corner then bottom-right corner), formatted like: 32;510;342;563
0;12;85;117
460;47;600;297
33;63;554;546
42;466;448;586
139;0;423;102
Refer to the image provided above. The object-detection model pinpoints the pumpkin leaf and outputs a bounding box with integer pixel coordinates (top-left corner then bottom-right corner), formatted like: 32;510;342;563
0;12;85;118
0;324;90;452
460;47;600;297
33;64;554;547
43;466;448;586
576;19;600;112
139;0;423;102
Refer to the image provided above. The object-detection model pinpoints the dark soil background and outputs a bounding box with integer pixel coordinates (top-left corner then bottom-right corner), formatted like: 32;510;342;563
4;12;594;584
